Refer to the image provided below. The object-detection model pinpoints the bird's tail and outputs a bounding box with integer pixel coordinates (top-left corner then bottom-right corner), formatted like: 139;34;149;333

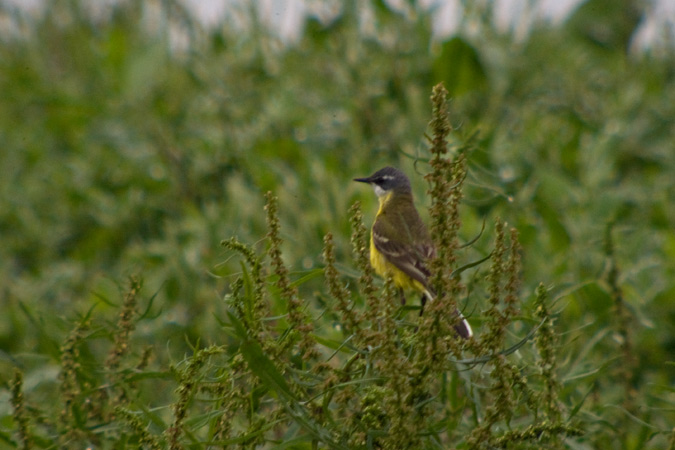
453;310;473;339
423;290;473;339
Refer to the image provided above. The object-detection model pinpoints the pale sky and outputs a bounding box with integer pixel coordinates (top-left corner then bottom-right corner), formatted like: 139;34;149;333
2;0;674;51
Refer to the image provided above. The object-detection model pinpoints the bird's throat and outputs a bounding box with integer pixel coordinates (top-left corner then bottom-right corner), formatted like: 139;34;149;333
376;191;394;217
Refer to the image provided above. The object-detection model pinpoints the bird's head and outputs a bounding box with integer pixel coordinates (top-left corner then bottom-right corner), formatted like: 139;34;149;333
354;166;412;198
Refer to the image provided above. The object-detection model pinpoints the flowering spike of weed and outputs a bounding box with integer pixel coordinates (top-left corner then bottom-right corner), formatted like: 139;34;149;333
349;201;378;324
376;275;412;398
429;83;452;156
425;83;467;346
378;276;398;349
378;280;427;449
167;345;224;450
426;84;456;280
105;276;142;412
58;318;89;444
265;191;317;361
323;232;360;334
504;228;521;316
493;422;584;447
10;369;32;450
534;283;562;423
206;368;240;443
604;222;637;413
489;220;506;306
481;220;508;353
420;84;462;362
115;406;163;450
105;276;142;372
221;237;269;344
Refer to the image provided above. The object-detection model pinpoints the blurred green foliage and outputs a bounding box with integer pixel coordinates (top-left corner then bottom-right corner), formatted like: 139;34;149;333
0;0;674;448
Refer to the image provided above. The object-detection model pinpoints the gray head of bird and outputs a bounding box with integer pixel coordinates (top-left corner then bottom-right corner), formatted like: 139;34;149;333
354;166;412;197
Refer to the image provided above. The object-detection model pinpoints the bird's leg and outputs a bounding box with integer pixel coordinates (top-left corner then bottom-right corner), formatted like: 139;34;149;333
419;293;427;316
398;288;407;305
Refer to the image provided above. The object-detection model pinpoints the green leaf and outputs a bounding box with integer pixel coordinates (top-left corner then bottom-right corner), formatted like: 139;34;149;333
290;268;325;288
227;311;297;402
227;311;349;448
451;252;492;279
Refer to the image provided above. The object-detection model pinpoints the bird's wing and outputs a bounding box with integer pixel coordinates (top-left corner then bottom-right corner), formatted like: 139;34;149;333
372;218;434;289
373;216;473;339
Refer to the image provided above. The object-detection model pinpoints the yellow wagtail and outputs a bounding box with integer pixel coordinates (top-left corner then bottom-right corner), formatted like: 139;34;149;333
354;166;473;339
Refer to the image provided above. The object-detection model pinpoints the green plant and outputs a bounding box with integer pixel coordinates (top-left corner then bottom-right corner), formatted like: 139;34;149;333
1;1;673;448
4;84;588;449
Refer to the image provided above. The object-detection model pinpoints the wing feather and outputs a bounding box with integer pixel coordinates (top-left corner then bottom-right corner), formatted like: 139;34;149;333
372;218;433;289
372;204;474;338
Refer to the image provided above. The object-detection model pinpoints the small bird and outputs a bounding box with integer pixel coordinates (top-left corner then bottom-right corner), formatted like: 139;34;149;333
354;166;473;338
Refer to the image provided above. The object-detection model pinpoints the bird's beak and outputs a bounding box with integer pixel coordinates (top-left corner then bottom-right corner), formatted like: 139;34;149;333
353;176;371;183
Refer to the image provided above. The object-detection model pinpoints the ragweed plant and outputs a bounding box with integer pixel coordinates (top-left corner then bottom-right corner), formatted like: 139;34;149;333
603;222;638;412
104;276;143;413
57;316;90;445
3;84;605;449
166;345;224;449
265;191;318;361
10;370;31;450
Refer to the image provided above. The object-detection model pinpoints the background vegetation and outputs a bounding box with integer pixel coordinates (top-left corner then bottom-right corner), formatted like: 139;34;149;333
0;0;673;448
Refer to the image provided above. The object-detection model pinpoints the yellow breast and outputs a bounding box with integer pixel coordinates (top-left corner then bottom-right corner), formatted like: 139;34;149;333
367;190;427;293
369;230;425;293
